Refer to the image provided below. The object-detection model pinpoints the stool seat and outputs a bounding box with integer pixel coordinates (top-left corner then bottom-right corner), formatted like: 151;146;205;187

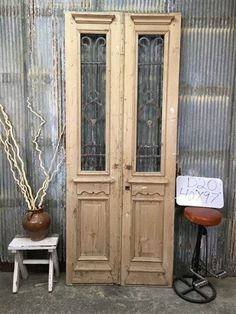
184;207;222;226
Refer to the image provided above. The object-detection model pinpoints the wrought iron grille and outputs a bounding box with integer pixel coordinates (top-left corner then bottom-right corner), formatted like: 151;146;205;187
80;34;106;171
136;35;164;172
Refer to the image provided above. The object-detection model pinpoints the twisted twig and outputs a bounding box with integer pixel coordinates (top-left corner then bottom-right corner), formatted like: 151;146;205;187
26;98;48;177
0;104;35;209
34;125;65;205
0;131;32;210
0;102;65;211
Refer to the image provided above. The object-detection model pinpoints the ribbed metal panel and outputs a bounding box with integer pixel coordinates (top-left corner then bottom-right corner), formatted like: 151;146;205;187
170;0;236;274
0;0;26;261
100;0;167;12
0;0;236;277
226;45;236;274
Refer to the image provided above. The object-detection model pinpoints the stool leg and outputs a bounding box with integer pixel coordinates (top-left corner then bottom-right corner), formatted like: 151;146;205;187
191;225;208;279
192;225;204;277
48;254;54;292
12;254;20;293
52;250;60;277
15;252;28;280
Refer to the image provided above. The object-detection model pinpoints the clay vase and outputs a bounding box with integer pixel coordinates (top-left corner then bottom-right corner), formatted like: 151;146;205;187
22;207;51;241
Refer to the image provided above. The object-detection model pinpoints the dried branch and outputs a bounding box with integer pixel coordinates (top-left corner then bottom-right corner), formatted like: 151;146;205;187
0;105;35;209
0;123;31;204
34;125;65;206
38;151;65;207
0;102;65;211
26;98;48;177
0;131;32;210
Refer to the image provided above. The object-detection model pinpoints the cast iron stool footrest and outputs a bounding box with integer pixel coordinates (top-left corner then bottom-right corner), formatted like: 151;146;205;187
173;276;216;304
193;279;208;288
212;270;227;279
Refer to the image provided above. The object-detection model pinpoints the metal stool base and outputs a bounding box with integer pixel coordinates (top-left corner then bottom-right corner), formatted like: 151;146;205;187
173;276;216;304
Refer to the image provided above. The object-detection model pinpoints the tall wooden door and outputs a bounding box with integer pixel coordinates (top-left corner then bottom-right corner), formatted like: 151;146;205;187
66;12;181;286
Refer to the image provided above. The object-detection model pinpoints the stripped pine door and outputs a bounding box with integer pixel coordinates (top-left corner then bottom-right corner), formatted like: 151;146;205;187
66;12;181;286
65;12;124;284
121;14;181;286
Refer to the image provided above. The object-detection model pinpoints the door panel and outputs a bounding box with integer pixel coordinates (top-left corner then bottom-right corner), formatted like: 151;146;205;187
132;200;164;259
66;12;181;286
121;14;181;286
65;12;123;284
79;199;108;257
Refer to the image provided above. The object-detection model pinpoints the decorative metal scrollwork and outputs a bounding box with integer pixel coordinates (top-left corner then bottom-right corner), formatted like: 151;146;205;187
136;35;164;172
81;34;106;171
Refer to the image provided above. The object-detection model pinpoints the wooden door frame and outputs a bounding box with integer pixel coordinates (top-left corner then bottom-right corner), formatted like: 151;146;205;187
65;12;124;284
121;13;181;286
65;11;181;286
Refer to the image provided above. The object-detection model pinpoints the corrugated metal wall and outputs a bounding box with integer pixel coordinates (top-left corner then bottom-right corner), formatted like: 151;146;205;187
170;0;236;275
0;0;235;275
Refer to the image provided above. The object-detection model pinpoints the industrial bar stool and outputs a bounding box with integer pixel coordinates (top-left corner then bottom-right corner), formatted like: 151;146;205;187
173;176;227;303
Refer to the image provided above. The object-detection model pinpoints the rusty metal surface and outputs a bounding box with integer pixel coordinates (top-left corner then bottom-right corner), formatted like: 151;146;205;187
0;0;236;276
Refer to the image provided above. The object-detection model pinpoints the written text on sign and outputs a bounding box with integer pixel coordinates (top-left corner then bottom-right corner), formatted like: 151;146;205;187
176;176;224;208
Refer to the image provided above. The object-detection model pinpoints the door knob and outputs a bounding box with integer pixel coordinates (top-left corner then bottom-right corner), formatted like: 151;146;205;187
125;185;130;191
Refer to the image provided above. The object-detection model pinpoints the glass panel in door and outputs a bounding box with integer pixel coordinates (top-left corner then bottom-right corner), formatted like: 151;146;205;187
81;34;106;171
136;35;164;172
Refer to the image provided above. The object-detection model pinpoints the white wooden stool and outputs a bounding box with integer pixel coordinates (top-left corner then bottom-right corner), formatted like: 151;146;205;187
8;234;59;293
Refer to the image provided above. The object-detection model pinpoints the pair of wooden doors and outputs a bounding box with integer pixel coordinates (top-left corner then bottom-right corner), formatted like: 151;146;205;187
65;12;181;286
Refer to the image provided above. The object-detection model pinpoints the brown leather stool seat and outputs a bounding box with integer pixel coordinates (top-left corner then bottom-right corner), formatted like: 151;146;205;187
184;207;222;226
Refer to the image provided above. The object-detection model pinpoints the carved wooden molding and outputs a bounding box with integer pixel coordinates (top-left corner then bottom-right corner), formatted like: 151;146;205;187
132;192;163;198
78;190;109;196
72;13;115;24
131;14;175;25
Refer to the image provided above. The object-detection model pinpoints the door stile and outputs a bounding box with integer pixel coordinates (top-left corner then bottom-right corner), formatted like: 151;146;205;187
65;12;79;284
121;13;136;285
108;12;125;284
161;15;181;285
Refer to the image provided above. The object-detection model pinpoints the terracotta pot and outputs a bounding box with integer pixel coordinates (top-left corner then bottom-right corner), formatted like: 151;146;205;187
22;207;51;241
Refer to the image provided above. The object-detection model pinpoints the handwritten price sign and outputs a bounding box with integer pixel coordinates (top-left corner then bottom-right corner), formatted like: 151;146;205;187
176;176;224;208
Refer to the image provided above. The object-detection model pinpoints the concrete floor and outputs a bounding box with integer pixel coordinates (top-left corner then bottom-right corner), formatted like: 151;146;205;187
0;272;236;314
